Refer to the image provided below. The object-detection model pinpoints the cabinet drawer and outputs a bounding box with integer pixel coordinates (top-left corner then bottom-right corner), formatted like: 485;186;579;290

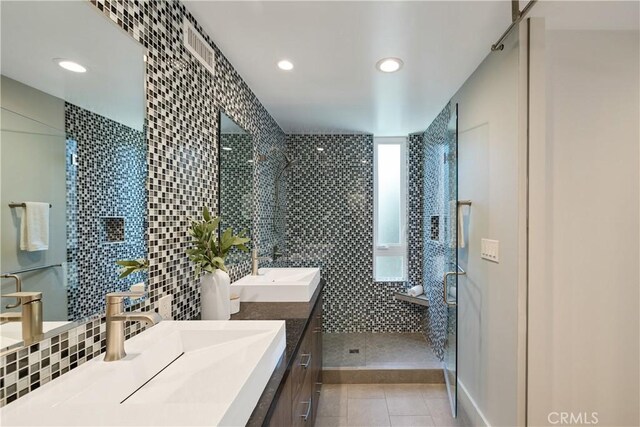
267;375;291;427
266;291;323;427
290;325;313;398
311;308;322;382
311;294;323;423
291;361;314;427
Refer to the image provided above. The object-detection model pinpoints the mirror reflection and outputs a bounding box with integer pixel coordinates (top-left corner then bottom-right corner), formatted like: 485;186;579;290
0;1;147;350
219;112;253;265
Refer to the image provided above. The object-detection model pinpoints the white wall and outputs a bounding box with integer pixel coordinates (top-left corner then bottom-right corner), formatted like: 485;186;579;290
452;26;528;427
528;22;640;426
1;75;68;320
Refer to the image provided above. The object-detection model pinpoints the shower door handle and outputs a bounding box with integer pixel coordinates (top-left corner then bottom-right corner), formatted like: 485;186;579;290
443;267;466;306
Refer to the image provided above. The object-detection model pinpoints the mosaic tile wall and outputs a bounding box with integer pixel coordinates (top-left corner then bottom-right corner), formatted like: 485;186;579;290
225;126;289;281
267;146;290;260
220;132;253;265
65;102;147;321
0;0;286;406
407;133;425;291
285;134;425;333
421;102;456;360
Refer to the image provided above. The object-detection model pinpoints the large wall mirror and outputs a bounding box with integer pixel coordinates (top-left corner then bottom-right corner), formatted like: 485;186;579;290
0;1;147;352
219;112;253;265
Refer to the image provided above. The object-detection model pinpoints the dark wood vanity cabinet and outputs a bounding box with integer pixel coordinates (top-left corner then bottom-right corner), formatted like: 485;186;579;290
268;295;323;427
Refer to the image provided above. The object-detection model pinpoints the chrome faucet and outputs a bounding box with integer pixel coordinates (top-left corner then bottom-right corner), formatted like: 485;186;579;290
251;248;272;276
104;290;162;362
0;291;44;345
2;274;23;309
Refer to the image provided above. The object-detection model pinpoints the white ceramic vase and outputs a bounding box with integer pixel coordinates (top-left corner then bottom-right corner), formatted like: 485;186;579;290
200;269;230;320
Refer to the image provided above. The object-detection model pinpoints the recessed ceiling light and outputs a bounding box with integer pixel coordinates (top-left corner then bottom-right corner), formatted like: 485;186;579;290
55;59;87;73
316;147;324;152
222;146;232;151
277;60;294;71
376;57;403;73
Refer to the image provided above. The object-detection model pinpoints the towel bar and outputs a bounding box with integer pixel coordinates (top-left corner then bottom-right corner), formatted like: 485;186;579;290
2;264;62;276
8;202;52;208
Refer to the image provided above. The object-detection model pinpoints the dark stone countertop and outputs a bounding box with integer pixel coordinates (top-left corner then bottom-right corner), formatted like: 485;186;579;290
230;279;324;427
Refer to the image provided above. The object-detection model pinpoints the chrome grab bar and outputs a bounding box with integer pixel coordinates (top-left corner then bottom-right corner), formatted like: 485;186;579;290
442;265;466;306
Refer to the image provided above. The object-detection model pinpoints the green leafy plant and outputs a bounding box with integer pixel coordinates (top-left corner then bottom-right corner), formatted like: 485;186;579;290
186;207;250;276
115;258;149;279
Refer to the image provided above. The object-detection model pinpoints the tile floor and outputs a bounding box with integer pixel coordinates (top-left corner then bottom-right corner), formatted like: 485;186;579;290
323;333;440;369
316;383;466;427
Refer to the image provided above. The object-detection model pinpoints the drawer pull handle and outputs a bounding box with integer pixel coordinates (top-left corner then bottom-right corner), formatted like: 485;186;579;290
300;398;312;421
316;382;323;394
300;353;312;368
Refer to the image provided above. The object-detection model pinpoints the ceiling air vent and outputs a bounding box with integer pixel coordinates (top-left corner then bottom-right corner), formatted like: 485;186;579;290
183;20;214;75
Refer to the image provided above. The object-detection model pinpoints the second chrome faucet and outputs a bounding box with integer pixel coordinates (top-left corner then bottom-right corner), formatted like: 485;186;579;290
0;274;44;344
251;246;287;275
104;290;162;362
251;248;271;276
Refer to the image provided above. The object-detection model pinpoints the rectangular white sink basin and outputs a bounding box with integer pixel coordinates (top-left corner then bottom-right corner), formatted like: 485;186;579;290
231;267;321;302
0;320;286;426
1;321;70;348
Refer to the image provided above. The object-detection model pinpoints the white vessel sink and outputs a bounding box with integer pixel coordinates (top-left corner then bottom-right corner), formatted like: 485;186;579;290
0;320;286;426
231;267;321;302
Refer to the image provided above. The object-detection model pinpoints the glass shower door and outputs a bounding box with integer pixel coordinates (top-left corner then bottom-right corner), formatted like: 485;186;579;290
443;104;459;417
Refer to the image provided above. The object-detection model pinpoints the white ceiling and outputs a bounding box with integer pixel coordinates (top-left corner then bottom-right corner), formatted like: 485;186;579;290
529;0;639;30
1;1;145;130
185;0;514;136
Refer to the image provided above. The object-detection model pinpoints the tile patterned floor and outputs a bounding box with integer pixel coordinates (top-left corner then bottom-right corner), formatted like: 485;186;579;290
323;333;440;369
316;384;467;427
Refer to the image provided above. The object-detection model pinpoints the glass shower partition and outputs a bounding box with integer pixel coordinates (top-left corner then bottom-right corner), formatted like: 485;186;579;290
443;104;459;417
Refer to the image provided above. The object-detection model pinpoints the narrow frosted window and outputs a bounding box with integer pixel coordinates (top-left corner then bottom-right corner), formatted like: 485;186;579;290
374;137;407;281
377;144;401;244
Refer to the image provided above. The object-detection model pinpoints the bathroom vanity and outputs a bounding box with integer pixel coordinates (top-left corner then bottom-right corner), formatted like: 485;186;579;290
0;277;324;426
0;320;287;426
232;279;324;427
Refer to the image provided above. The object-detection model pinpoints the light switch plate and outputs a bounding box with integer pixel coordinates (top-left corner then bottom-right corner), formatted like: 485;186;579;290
159;295;173;320
481;238;500;263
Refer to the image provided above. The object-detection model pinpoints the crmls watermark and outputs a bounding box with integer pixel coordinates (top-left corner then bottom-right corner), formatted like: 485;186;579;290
548;412;599;425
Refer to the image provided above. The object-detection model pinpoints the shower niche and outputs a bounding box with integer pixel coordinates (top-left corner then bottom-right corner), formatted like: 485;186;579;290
102;216;125;243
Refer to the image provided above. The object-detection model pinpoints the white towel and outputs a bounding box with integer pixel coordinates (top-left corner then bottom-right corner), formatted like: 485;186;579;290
448;283;457;300
458;203;466;249
407;285;424;297
448;200;467;249
20;202;49;251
